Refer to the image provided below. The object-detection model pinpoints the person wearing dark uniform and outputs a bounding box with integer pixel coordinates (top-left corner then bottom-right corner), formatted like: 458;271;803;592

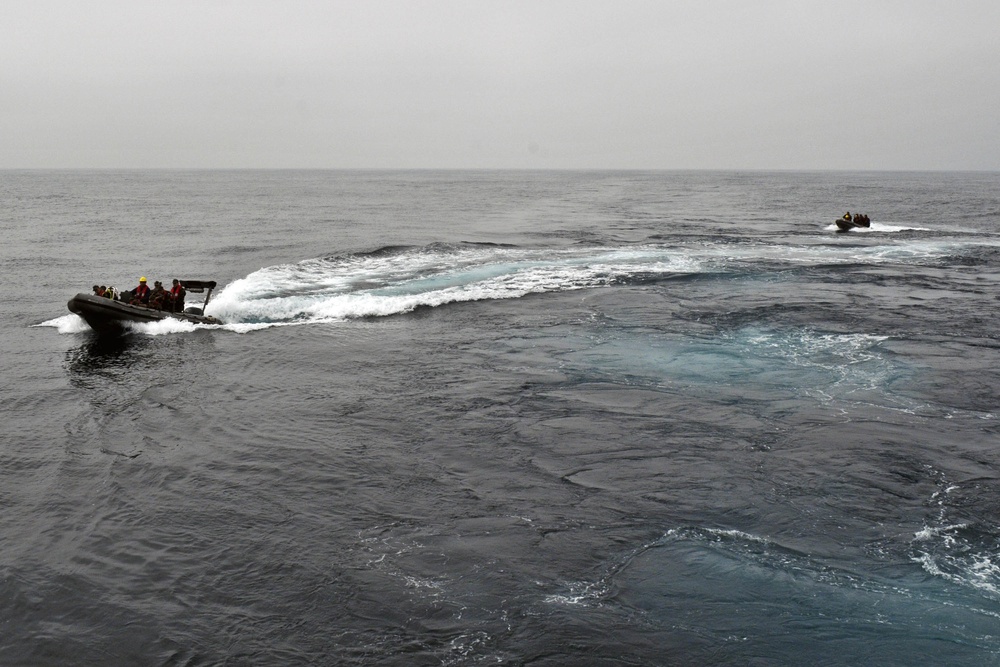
149;281;168;310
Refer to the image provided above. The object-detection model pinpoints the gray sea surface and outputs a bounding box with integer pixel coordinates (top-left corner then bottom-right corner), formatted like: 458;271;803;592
3;170;1000;665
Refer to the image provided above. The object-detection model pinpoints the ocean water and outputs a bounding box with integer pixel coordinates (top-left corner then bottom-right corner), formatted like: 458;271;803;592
3;169;1000;665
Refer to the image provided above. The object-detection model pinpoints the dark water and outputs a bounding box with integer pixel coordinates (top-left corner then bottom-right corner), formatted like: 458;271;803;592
3;170;1000;665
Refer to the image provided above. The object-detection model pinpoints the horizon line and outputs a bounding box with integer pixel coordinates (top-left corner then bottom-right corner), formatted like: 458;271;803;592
3;166;999;174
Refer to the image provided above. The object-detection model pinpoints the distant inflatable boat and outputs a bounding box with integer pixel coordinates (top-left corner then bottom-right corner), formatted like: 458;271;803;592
68;280;222;334
835;217;871;232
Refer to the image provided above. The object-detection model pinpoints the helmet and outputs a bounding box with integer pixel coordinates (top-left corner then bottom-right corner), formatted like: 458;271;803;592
139;277;147;282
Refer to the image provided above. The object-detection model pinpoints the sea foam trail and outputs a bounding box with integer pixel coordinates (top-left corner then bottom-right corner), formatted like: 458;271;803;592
206;244;702;327
205;239;969;329
822;221;932;233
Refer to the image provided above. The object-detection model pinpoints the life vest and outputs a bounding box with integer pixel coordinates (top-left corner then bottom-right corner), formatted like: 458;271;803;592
135;283;150;299
170;284;184;299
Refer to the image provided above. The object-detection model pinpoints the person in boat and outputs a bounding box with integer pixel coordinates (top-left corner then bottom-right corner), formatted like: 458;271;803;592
93;285;105;297
843;211;851;221
130;277;151;305
149;281;169;310
104;286;118;300
170;279;186;312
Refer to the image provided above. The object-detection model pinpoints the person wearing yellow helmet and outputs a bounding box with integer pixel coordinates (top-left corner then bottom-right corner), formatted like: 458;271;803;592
131;276;151;305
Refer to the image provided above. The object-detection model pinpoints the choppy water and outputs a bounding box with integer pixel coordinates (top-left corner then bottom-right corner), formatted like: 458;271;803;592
4;170;1000;665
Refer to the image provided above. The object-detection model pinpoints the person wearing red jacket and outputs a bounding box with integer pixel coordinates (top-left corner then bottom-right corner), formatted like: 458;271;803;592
131;277;151;305
170;279;186;312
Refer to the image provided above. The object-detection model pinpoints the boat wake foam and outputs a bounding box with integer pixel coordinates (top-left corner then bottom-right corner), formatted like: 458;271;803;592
824;221;932;233
204;243;702;331
36;314;92;334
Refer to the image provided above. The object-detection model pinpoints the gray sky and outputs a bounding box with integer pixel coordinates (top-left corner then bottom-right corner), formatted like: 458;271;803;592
3;0;999;169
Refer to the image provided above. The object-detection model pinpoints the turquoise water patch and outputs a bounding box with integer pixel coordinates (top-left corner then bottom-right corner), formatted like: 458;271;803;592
605;528;1000;666
556;326;914;409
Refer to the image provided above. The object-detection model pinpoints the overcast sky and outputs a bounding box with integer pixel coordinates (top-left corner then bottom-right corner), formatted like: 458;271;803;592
3;0;999;169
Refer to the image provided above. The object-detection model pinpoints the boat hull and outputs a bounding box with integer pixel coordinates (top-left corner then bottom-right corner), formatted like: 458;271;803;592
67;293;222;334
836;217;871;232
